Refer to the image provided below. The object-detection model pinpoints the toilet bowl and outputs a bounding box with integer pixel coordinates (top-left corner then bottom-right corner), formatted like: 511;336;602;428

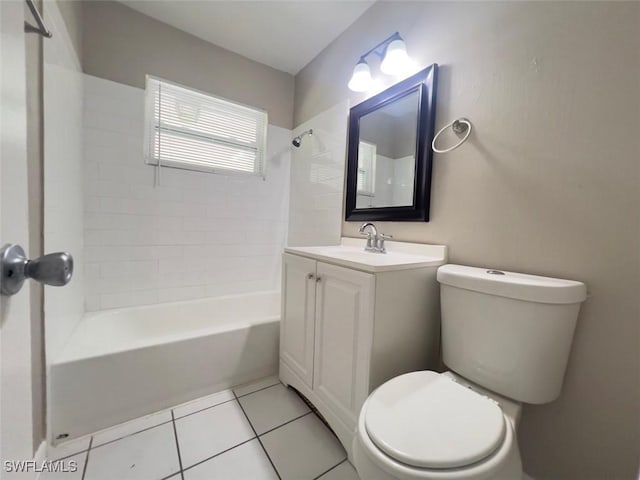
352;264;587;480
353;371;522;480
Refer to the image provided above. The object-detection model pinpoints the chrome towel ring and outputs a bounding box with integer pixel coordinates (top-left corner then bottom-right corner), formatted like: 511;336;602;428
431;118;472;154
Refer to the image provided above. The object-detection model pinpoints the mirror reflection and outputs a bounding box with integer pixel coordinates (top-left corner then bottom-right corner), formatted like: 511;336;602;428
355;90;419;209
345;64;437;222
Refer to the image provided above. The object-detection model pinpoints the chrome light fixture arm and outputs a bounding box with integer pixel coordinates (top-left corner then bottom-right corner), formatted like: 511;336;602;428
358;32;403;63
348;32;412;92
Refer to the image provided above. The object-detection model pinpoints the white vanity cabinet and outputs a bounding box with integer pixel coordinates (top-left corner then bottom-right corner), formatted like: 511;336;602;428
279;238;446;458
280;253;317;387
281;254;374;429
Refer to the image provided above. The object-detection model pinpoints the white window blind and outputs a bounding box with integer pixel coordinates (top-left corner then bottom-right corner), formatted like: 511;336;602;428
145;76;267;176
357;141;376;196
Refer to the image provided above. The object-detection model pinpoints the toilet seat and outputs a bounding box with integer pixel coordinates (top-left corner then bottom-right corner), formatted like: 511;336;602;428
364;371;507;470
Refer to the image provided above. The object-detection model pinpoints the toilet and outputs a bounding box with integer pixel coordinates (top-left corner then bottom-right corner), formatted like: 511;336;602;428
353;264;587;480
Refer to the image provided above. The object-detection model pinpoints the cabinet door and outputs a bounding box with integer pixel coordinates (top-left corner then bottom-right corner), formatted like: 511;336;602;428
313;262;374;427
281;254;317;388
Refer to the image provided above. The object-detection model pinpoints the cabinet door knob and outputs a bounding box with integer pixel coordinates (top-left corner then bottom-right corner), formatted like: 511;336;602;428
315;276;322;283
307;273;315;280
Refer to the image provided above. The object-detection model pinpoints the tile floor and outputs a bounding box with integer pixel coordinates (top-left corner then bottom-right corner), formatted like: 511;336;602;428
42;376;360;480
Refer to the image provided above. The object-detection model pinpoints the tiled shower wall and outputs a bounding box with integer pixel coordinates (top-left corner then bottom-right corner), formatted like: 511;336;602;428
43;0;85;360
83;75;291;311
287;100;348;247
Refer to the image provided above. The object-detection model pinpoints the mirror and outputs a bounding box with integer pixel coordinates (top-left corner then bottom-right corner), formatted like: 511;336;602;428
345;65;438;222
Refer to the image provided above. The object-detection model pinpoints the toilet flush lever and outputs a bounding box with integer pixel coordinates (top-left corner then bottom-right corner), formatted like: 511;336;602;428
486;270;505;275
1;244;73;296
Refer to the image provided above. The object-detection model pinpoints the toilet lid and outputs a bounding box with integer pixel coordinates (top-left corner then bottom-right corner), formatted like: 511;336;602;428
364;371;506;469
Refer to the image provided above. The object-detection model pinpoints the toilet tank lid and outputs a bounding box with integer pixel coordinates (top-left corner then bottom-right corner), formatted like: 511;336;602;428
437;264;587;304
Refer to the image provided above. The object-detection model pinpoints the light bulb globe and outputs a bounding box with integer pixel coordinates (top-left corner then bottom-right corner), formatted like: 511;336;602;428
348;61;373;92
380;39;412;75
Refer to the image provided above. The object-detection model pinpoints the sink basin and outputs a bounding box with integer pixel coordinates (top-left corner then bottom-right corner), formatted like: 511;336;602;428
284;238;447;273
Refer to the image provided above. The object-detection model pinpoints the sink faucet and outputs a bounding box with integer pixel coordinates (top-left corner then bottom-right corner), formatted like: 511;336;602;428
359;223;392;253
359;223;378;251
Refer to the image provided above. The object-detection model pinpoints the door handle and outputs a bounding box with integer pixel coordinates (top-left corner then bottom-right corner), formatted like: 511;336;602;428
1;244;73;296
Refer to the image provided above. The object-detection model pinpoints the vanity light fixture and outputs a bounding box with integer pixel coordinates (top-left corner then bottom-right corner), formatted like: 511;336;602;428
380;38;412;75
347;60;373;92
348;32;414;92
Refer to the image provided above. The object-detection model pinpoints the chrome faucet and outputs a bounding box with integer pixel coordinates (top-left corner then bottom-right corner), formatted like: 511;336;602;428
359;222;378;251
358;222;392;253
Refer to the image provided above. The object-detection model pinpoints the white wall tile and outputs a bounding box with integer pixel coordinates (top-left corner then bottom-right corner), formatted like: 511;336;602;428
44;51;85;360
85;295;101;311
83;75;291;310
288;101;349;247
84;263;100;279
100;289;159;310
99;260;157;278
157;286;207;303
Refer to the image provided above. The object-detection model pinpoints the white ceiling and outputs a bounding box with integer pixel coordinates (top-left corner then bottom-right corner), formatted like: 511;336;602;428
117;1;375;75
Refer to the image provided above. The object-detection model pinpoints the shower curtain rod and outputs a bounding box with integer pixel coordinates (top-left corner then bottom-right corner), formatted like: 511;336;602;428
24;0;52;38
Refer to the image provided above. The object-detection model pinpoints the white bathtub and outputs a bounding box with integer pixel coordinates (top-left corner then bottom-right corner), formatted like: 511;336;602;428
49;291;280;443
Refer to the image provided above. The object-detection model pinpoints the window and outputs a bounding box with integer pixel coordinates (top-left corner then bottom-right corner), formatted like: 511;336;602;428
357;141;377;196
145;76;268;176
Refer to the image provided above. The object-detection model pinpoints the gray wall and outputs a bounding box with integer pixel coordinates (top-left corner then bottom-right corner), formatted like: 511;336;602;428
82;1;294;129
55;0;82;60
295;2;640;479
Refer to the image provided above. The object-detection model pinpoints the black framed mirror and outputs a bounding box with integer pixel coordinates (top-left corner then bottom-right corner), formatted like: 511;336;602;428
345;64;438;222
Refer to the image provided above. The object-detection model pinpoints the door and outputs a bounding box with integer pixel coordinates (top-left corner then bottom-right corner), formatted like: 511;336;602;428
313;261;374;428
1;0;36;470
280;254;317;388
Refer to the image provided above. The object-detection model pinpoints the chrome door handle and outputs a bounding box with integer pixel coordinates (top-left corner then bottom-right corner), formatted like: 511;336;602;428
1;244;73;296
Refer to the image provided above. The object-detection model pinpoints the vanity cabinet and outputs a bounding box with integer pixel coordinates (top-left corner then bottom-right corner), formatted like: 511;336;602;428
282;254;374;428
280;239;446;458
280;254;317;387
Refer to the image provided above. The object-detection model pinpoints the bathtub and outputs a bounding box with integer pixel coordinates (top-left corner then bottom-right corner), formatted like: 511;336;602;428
49;291;280;443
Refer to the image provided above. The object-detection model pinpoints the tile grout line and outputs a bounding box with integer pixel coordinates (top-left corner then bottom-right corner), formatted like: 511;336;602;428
174;396;236;420
289;386;336;435
233;391;282;480
67;383;284;477
281;386;350;480
90;418;174;450
312;459;348;480
50;446;91;463
56;387;249;459
181;437;255;474
235;381;282;398
159;471;182;480
85;393;236;452
80;436;93;480
170;410;185;480
258;411;313;437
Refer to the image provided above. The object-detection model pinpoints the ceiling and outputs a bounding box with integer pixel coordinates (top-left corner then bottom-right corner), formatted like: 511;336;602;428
117;1;375;75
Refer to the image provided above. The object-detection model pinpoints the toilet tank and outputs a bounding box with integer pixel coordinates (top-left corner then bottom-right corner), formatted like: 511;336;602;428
437;264;587;404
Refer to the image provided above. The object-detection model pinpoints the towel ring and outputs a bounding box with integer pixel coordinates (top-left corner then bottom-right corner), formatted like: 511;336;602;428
432;118;472;154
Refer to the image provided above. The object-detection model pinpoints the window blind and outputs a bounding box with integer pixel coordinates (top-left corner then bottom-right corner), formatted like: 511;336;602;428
145;76;268;176
357;141;376;196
